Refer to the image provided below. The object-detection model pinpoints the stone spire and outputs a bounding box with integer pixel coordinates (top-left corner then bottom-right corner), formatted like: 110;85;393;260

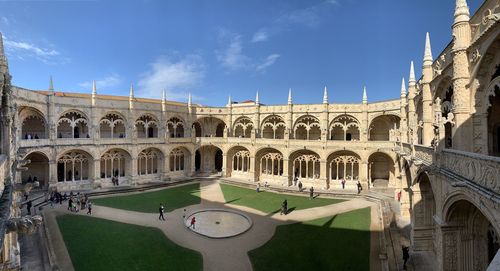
0;32;8;71
323;86;328;104
409;61;416;85
362;86;367;104
401;78;406;97
288;88;292;105
227;95;232;107
91;80;97;106
48;76;54;91
454;0;470;24
255;91;260;105
188;93;192;107
129;84;134;109
424;32;433;64
161;89;166;112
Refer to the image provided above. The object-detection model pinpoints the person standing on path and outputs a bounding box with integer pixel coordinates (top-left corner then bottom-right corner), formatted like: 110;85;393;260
341;178;346;189
298;181;303;192
309;187;314;199
190;217;196;229
356;181;362;194
87;201;92;215
402;246;410;270
159;203;165;221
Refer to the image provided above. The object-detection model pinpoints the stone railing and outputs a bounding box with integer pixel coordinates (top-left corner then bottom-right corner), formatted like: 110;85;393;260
437;149;500;195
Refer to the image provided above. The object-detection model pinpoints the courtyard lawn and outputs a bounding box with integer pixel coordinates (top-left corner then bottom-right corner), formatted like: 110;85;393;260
220;184;344;214
249;207;371;271
57;215;202;271
92;183;200;213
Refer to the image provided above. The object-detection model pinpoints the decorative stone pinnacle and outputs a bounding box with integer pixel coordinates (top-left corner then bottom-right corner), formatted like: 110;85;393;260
409;61;416;84
227;95;232;107
162;89;166;102
362;86;367;103
323;86;328;104
288;88;292;104
49;76;54;91
454;0;470;23
129;83;134;98
188;93;192;106
401;78;406;97
424;32;433;63
92;80;96;95
255;91;260;105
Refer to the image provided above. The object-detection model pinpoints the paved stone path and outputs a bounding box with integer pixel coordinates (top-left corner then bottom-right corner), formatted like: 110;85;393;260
43;180;383;271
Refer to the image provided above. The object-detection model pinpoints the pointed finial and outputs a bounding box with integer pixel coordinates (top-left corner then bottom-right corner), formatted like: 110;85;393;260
255;91;260;105
323;86;328;104
409;61;416;85
188;93;192;107
129;83;134;98
92;80;96;95
227;95;232;107
424;32;433;63
362;86;367;104
49;76;54;91
454;0;470;23
162;89;166;102
401;78;406;97
288;88;292;104
0;32;7;69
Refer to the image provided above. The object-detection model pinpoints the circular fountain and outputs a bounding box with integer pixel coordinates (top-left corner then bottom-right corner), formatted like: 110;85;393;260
185;209;253;238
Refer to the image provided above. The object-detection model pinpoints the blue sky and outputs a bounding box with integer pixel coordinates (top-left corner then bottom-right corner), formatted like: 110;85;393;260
0;0;481;106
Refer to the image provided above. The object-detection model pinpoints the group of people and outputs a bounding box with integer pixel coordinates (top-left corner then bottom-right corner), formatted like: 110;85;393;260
111;176;120;186
24;133;40;140
64;191;93;215
160;204;197;229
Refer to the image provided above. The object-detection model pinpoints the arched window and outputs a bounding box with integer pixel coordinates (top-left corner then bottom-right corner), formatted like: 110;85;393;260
100;149;128;180
136;115;158;138
100;113;126;138
233;117;253;138
260;152;283;176
57;111;89;139
19;107;46;140
137;148;161;175
261;115;286;139
167;117;185;138
57;151;90;182
232;150;250;172
294;116;321;140
329;155;360;181
293;153;320;179
329;115;360;141
169;148;185;172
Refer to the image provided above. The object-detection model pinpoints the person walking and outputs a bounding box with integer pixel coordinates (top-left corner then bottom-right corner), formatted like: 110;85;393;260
402;246;410;270
341;178;346;189
357;181;362;194
298;181;303;192
280;199;288;215
26;200;32;215
87;201;92;215
159;203;165;221
190;216;196;229
309;187;314;200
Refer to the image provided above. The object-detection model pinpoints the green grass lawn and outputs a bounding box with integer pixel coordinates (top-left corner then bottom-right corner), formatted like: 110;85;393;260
92;183;200;213
249;207;371;271
220;184;344;214
57;215;202;271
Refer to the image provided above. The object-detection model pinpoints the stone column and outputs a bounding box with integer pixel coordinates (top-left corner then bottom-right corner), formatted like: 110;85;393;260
130;158;138;185
162;154;169;181
319;159;328;189
282;158;289;185
92;159;100;187
249;156;255;177
49;160;58;185
222;153;227;177
190;153;196;176
359;161;368;188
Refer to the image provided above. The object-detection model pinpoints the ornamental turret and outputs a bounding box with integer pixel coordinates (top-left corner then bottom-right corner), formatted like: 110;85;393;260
421;32;434;146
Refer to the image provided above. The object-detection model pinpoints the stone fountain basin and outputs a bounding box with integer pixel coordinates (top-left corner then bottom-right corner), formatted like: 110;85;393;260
185;209;253;239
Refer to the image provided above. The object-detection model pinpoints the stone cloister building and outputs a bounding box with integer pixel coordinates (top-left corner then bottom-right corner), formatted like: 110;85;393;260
0;0;500;270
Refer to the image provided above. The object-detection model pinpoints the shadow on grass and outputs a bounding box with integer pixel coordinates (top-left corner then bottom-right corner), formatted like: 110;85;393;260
249;208;370;271
226;198;241;204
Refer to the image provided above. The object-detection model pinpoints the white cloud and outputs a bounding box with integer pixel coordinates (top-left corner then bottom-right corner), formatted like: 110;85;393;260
79;73;122;89
3;35;67;64
137;55;205;100
251;30;268;43
256;54;280;72
216;34;250;70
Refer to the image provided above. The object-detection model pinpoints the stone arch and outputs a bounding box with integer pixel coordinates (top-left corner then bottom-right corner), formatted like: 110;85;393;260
192;122;202;137
289;149;320;182
18;106;47;140
329;115;360;141
195;145;223;174
368;114;401;141
136;114;159;138
255;148;284;184
100;112;126;139
226;146;251;177
167;117;185;138
434;76;454;149
22;151;49;189
195;117;226;137
368;152;395;187
327;150;361;182
100;148;132;184
233;117;253;138
57;149;94;182
293;115;321;140
261;115;286;139
168;147;191;176
442;197;500;270
137;147;164;178
57;110;89;139
411;172;436;252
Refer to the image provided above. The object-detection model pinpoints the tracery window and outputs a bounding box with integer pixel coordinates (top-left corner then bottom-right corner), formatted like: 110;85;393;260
294;116;321;140
261;115;286;139
136;115;158;138
100;113;126;138
138;148;160;175
169;148;185;172
330;155;360;181
233;117;253;138
100;149;127;180
232;150;250;172
167;117;185;138
293;153;320;179
57;151;89;182
329;115;360;141
57;111;89;139
260;152;283;176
